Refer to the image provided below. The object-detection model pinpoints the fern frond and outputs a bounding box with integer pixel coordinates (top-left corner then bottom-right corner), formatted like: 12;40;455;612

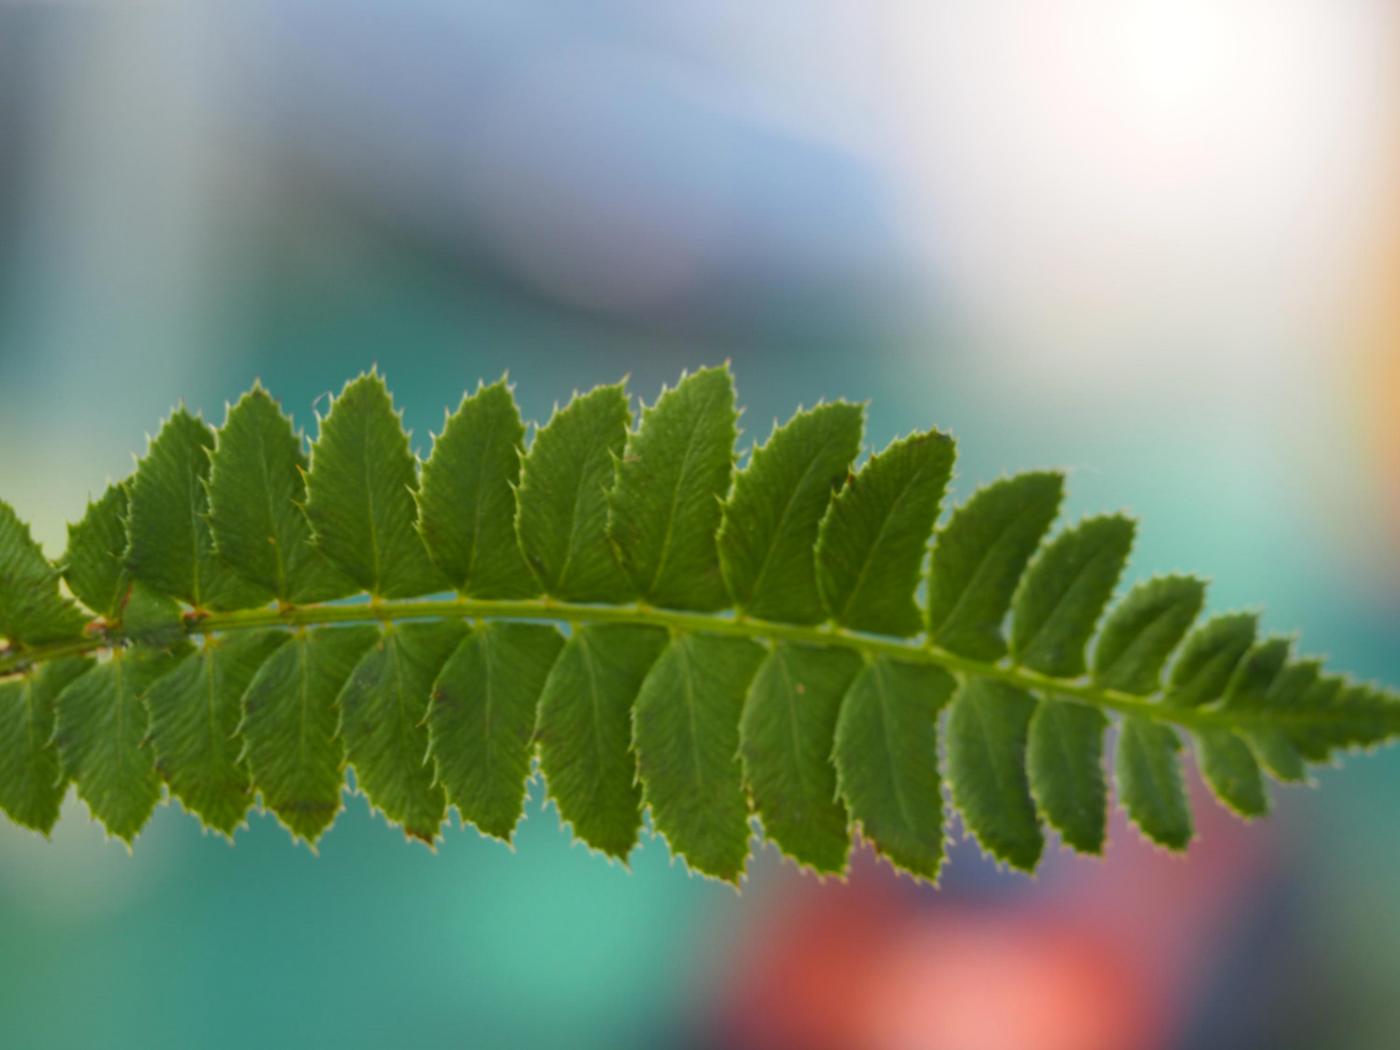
1;367;1396;884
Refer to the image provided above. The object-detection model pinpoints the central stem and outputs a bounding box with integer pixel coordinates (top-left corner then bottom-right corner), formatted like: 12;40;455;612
2;596;1281;735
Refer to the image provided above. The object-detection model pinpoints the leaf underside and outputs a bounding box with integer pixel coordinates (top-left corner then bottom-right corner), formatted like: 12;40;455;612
0;368;1395;886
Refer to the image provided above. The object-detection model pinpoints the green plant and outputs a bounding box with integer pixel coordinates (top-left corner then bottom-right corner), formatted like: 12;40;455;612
1;366;1395;884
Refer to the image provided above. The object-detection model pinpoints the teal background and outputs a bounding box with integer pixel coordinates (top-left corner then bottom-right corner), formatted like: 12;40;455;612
2;4;1398;1048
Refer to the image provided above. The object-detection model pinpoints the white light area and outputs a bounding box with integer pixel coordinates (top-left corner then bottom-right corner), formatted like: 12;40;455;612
871;0;1400;595
1118;3;1234;119
875;0;1400;403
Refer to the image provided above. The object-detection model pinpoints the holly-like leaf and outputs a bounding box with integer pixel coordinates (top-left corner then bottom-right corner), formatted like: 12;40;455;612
536;624;667;859
305;373;445;600
927;472;1063;659
1092;576;1206;695
719;402;864;624
428;622;564;841
64;483;131;621
5;366;1400;884
739;643;862;873
946;678;1043;871
833;658;953;880
816;431;955;636
609;367;737;610
0;658;92;833
145;630;290;836
633;633;766;882
0;499;88;646
1027;696;1108;854
126;409;268;611
1011;515;1135;677
516;383;633;602
418;379;536;599
209;385;354;604
340;622;464;843
53;646;186;843
239;626;379;844
1116;715;1192;849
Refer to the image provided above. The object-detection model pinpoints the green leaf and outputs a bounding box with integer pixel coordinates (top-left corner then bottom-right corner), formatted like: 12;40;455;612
719;403;864;624
53;646;186;843
1203;628;1388;791
418;379;537;599
1214;642;1312;784
120;582;184;648
1339;685;1400;752
609;366;737;610
126;409;268;611
340;622;464;843
927;472;1064;660
1232;655;1315;783
739;643;862;874
1287;679;1400;761
1244;727;1308;784
7;366;1400;881
833;658;954;880
1011;515;1135;677
1222;637;1291;709
208;385;354;604
1265;659;1322;709
0;658;92;833
427;622;564;841
0;499;88;646
1194;729;1268;817
239;625;378;844
516;383;633;602
1092;576;1206;695
1027;696;1108;854
304;373;445;600
145;630;290;837
1115;715;1192;850
633;633;766;882
816;431;955;636
1287;676;1346;762
1167;612;1257;707
63;483;131;621
946;678;1043;871
536;624;667;859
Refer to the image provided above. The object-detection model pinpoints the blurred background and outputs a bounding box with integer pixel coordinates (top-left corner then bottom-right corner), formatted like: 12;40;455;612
1;1;1398;1048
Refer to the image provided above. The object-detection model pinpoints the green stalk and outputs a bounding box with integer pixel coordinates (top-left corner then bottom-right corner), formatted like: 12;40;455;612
0;595;1347;736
